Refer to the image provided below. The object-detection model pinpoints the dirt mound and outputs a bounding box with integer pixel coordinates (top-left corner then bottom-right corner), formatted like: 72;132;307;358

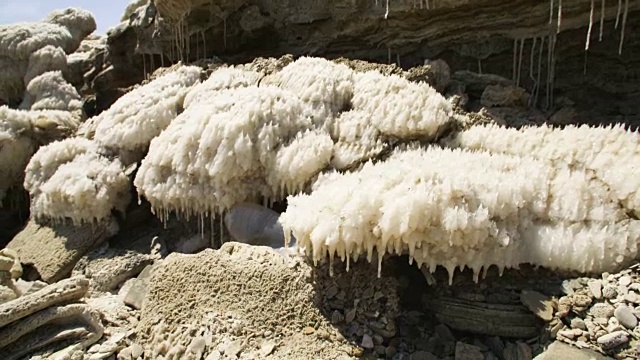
137;243;372;359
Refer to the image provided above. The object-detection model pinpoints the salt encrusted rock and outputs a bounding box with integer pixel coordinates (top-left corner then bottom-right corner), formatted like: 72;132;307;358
281;145;640;280
450;123;640;219
79;65;202;157
0;7;96;103
24;138;131;225
0;106;81;203
135;84;334;218
21;71;83;112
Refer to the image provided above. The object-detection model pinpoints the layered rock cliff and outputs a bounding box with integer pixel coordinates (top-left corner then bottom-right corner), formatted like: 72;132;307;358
94;0;640;125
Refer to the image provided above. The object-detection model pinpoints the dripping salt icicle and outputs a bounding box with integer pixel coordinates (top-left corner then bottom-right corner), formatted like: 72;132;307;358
599;0;605;42
586;0;595;50
618;0;629;54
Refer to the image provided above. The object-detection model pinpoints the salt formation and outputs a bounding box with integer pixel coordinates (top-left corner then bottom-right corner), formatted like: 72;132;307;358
262;57;355;125
0;110;37;203
24;138;131;225
134;85;334;219
133;57;455;223
450;124;640;218
329;110;387;170
23;46;68;87
20;71;83;112
80;65;201;155
0;8;96;103
0;107;80;204
280;147;639;281
182;67;260;109
351;70;452;139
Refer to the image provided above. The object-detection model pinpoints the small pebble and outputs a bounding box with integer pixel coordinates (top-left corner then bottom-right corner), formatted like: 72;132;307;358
550;321;563;339
260;341;276;356
597;330;629;349
385;346;397;358
130;344;143;358
625;292;640;304
558;329;576;339
589;303;615;318
588;280;603;299
603;285;618;299
361;334;374;349
614;305;638;329
607;317;623;333
434;324;456;342
572;295;592;308
517;341;533;360
571;318;587;330
454;342;483;360
620;276;632;287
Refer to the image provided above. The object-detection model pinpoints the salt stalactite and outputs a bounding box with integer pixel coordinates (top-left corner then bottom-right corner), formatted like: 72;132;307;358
557;0;563;33
142;53;147;80
195;33;199;59
202;30;207;59
615;0;622;28
619;0;629;54
534;36;545;108
512;39;518;82
545;0;558;111
516;38;525;87
586;0;595;50
599;0;605;41
528;37;538;107
385;0;390;19
545;34;557;111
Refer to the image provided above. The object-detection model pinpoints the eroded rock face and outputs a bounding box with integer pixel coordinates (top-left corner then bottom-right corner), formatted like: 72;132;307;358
104;0;639;125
